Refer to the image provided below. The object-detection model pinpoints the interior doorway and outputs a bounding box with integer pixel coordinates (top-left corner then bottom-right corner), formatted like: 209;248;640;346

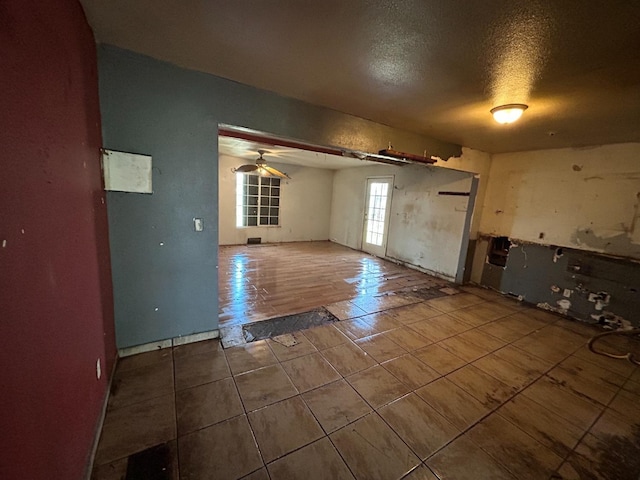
361;176;394;257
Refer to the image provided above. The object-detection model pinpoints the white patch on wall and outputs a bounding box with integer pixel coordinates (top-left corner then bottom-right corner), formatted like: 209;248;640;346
102;149;152;194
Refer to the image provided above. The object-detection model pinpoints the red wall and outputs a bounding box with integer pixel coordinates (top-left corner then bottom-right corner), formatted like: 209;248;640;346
0;1;116;478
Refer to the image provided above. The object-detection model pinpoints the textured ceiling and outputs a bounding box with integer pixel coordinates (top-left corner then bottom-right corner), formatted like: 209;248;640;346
80;0;640;153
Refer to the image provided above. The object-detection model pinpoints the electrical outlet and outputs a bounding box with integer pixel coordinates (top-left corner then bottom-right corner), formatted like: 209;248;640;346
194;218;203;231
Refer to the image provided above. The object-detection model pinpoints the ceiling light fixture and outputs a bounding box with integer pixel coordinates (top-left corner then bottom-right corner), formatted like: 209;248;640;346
490;104;528;124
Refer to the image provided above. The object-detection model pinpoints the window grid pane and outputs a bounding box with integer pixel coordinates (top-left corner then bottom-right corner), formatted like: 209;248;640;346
236;173;281;227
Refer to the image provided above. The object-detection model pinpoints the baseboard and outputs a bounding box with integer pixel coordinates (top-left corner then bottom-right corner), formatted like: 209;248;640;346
118;329;220;358
84;356;118;480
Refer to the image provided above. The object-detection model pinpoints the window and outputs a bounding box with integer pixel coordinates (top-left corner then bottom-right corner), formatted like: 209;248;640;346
236;173;280;227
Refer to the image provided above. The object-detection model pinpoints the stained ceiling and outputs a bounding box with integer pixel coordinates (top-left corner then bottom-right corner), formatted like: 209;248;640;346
80;0;640;154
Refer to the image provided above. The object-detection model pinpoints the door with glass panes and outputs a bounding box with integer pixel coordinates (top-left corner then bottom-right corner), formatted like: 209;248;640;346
361;176;393;257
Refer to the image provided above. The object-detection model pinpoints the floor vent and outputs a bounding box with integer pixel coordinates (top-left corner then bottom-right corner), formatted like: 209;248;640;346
247;237;262;245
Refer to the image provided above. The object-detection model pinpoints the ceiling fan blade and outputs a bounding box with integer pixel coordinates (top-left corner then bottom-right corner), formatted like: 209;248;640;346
234;164;258;173
263;165;290;178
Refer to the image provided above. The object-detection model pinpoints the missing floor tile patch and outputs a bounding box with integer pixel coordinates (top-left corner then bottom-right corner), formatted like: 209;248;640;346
397;287;451;302
243;308;339;342
126;443;173;480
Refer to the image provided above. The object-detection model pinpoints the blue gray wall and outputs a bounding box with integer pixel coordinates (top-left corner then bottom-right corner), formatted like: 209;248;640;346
480;240;639;327
97;45;461;348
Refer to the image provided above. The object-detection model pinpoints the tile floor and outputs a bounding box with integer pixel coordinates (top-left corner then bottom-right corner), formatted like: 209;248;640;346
92;287;640;480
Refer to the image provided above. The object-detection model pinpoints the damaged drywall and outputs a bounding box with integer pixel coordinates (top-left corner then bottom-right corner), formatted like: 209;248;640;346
478;238;639;327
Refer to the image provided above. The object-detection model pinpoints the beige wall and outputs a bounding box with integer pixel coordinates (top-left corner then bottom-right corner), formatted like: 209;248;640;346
434;147;492;240
479;143;640;259
218;155;334;245
330;163;475;281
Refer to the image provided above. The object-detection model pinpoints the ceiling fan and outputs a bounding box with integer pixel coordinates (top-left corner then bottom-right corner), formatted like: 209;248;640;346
233;150;290;178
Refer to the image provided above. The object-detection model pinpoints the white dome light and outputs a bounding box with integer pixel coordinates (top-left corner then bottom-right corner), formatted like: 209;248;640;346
491;104;528;124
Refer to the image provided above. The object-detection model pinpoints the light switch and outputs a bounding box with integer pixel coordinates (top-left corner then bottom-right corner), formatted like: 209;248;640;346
194;218;203;232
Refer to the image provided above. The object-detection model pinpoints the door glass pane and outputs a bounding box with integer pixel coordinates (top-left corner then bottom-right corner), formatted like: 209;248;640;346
365;182;389;246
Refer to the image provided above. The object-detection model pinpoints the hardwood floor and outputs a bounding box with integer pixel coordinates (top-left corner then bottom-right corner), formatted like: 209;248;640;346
218;241;450;329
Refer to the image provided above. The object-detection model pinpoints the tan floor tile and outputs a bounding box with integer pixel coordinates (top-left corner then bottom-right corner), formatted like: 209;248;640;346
356;333;407;362
560;354;627;388
416;378;489;430
624;380;640;395
347;365;411;408
425;293;485;313
522;376;603;431
427;436;516;480
176;377;244;435
609;388;640;421
523;308;562;324
281;352;341;393
459;286;507;302
302;379;371;433
382;354;440;389
514;325;584;363
589;406;638;441
438;329;505;363
226;340;278;375
379;393;459;460
447;364;516;408
385;302;444;325
107;359;174;410
573;345;637;377
351;295;404;314
513;333;570;364
331;413;420;480
241;468;270;480
408;314;473;343
554;318;601;339
498;395;584;457
359;311;404;332
116;348;172;373
267;437;355;480
302;324;349;350
321;341;376;376
473;354;537;391
235;364;298;411
334;317;380;340
174;349;230;390
477;321;527;343
560;432;640;480
179;415;263;480
467;414;563;479
381;327;432;351
546;365;618;405
401;464;439;479
91;458;127;480
248;396;324;463
173;338;222;359
325;300;367;320
95;394;176;465
268;332;318;362
495;312;547;336
448;302;514;326
413;344;466;375
491;344;553;376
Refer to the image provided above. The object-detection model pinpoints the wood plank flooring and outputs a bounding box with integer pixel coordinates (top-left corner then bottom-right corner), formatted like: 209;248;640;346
218;241;450;328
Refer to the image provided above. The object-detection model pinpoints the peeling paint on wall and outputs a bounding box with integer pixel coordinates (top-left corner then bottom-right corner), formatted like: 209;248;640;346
573;228;640;257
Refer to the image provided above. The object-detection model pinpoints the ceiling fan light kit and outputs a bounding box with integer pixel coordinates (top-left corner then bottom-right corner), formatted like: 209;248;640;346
233;149;290;178
490;104;528;124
